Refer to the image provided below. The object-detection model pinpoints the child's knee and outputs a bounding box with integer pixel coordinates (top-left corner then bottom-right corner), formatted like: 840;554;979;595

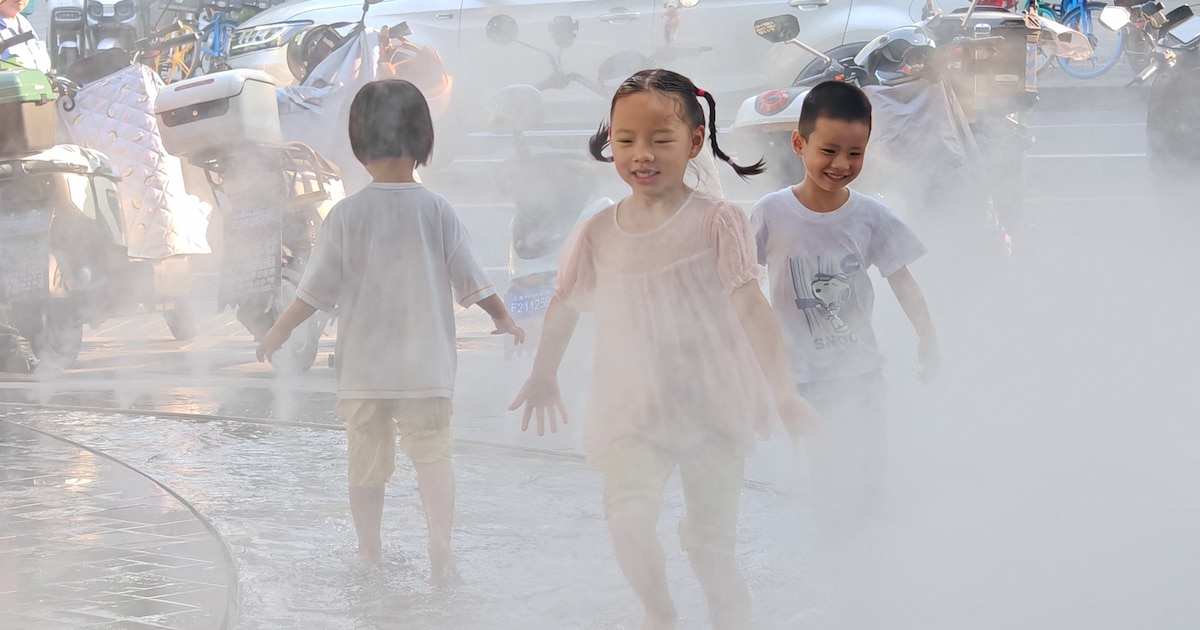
399;426;454;464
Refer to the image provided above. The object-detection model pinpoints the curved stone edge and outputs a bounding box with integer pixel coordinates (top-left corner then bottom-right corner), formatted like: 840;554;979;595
9;419;241;630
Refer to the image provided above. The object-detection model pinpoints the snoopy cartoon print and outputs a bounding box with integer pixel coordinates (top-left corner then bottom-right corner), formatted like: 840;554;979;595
789;256;858;335
810;273;853;332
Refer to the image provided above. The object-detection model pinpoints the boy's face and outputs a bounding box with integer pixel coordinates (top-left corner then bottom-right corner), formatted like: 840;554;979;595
791;117;870;194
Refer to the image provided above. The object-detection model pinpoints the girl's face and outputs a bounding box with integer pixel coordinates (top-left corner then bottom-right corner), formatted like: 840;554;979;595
609;91;704;197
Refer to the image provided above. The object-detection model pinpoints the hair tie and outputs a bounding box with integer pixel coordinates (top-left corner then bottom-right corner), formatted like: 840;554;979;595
696;88;706;97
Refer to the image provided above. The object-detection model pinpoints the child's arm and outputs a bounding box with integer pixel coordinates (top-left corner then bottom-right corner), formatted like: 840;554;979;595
508;297;579;436
731;283;822;439
256;298;318;362
475;294;525;344
887;266;939;382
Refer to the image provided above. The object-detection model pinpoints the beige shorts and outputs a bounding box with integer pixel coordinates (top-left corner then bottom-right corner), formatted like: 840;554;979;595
339;398;454;487
603;435;745;555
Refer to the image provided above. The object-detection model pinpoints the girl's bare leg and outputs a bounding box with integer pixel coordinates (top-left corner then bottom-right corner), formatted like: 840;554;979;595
414;457;460;587
680;450;751;630
608;499;677;630
687;549;751;630
349;485;385;564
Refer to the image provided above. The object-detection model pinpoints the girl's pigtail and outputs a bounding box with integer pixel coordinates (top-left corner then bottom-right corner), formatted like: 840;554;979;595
699;89;766;179
588;120;614;163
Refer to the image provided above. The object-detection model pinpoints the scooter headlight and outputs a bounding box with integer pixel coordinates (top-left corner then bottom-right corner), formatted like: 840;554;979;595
52;7;85;23
86;1;103;19
115;0;135;19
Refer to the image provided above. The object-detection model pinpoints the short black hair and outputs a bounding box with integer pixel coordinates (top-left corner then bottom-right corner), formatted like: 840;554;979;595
348;80;434;166
797;81;872;139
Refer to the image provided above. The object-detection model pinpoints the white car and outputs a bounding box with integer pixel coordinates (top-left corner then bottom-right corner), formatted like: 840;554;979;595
229;0;925;161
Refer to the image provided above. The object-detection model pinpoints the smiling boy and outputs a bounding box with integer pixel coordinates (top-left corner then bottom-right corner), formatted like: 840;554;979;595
750;80;938;628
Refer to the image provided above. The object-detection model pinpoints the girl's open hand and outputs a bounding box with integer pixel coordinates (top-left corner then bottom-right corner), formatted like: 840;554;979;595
491;313;526;345
776;390;822;440
509;374;568;436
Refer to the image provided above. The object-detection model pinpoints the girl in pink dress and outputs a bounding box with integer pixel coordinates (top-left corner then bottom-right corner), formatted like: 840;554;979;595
510;69;820;630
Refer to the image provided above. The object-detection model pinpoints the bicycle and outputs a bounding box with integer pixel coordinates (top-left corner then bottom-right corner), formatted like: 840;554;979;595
1031;0;1126;77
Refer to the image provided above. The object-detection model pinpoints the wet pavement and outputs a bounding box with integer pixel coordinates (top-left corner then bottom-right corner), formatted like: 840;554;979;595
0;407;826;630
0;420;235;629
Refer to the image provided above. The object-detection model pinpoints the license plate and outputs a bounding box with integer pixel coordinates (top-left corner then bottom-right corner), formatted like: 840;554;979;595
505;282;554;316
0;212;51;303
220;203;282;304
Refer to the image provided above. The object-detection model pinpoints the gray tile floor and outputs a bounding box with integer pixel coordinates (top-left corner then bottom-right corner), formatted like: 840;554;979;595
0;420;236;629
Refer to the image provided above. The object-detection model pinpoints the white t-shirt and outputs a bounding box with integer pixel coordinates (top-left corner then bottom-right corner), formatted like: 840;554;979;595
297;182;495;399
751;187;925;383
0;14;51;73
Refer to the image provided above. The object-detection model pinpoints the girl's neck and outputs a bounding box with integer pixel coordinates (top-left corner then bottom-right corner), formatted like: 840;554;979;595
619;184;693;233
792;180;850;213
365;157;419;184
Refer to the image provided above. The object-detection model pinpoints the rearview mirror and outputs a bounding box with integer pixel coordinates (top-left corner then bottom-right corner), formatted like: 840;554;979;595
1099;6;1131;31
486;15;519;46
754;15;800;43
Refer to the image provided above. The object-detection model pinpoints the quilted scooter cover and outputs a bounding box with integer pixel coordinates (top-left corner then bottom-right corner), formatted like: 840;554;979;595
59;64;211;259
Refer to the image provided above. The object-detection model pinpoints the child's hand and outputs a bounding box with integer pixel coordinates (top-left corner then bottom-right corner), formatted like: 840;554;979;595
918;336;940;383
509;375;567;436
491;313;526;345
776;390;822;445
255;325;290;363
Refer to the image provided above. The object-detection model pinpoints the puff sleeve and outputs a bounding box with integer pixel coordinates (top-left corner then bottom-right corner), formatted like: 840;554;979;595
711;201;766;293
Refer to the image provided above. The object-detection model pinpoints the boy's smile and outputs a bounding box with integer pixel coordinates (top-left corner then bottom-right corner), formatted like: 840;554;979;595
791;117;871;211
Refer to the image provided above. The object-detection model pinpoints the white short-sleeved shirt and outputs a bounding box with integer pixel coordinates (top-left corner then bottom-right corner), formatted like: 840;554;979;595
0;15;51;73
751;187;926;383
298;182;495;399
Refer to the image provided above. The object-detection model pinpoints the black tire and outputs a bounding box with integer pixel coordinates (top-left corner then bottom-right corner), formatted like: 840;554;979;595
164;303;196;341
29;302;83;368
268;278;321;374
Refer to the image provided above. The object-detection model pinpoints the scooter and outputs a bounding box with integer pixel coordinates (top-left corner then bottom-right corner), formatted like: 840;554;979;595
45;0;87;70
156;68;343;374
85;0;145;53
1;45;195;369
484;14;616;358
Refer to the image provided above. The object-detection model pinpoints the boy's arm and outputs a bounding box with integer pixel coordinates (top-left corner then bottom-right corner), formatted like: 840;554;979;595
508;297;579;435
475;294;524;343
887;266;939;381
730;282;821;438
256;299;318;362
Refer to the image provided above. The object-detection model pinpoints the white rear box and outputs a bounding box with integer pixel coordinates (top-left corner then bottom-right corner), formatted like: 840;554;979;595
156;69;281;158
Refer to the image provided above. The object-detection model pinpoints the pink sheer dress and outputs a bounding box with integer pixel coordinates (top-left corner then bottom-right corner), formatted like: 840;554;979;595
555;191;774;464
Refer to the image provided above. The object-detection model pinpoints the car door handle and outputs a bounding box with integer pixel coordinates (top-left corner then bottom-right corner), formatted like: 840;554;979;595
599;10;640;24
435;12;454;20
788;0;831;7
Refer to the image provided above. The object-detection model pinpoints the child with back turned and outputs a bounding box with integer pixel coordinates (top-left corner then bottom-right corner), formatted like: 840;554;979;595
509;69;821;630
256;80;524;585
751;81;939;628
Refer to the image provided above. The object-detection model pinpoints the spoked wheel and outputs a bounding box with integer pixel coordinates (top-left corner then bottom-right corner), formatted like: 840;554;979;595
154;21;202;83
1059;3;1126;78
267;277;324;375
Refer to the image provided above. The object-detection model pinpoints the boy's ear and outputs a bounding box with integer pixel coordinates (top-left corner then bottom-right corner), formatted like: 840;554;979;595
791;129;804;155
689;125;705;159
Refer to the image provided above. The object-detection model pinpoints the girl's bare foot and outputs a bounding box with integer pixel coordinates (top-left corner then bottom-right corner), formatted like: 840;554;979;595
642;605;677;630
430;550;462;588
357;543;382;565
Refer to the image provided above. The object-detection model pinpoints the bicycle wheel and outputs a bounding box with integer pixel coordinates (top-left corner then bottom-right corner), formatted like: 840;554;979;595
155;21;201;83
199;23;237;75
1059;3;1125;78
